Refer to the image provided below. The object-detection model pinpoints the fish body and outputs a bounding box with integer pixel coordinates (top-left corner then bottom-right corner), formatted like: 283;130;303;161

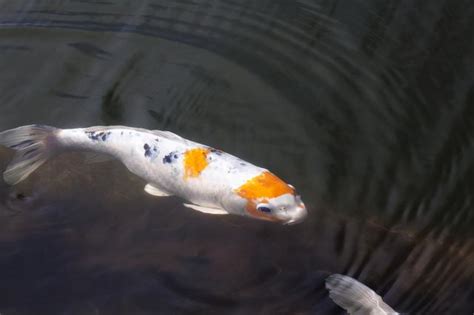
0;125;307;224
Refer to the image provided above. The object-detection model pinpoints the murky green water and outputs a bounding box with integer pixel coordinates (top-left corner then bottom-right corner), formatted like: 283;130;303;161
0;0;473;314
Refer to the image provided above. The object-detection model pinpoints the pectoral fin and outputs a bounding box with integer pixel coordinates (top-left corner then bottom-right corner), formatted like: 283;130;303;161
144;184;172;197
325;274;399;315
183;203;229;215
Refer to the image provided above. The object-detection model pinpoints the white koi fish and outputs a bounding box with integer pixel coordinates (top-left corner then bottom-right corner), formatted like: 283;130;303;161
326;274;400;315
0;125;307;224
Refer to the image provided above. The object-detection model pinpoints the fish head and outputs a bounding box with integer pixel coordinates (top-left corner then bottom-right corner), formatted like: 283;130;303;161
254;193;307;225
234;171;307;224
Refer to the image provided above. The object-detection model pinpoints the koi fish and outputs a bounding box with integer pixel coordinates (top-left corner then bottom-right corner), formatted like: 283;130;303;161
326;274;400;315
0;125;307;224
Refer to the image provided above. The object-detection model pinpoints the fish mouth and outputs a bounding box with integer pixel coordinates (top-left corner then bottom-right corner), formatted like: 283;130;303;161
282;205;307;225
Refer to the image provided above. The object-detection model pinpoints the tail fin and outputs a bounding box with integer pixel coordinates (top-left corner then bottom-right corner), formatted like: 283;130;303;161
325;274;399;315
0;125;59;185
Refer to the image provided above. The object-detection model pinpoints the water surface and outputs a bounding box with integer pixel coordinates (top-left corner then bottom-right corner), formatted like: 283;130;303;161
0;0;473;314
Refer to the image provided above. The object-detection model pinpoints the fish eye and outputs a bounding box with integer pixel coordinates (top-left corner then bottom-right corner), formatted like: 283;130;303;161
257;205;272;213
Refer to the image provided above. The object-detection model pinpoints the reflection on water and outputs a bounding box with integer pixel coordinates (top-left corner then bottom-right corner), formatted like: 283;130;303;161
0;0;473;314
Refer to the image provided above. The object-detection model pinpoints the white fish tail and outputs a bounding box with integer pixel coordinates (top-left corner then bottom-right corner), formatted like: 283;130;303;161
325;274;399;315
0;125;60;185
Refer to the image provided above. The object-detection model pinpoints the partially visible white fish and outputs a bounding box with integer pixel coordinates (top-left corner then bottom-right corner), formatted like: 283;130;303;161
0;125;307;224
325;274;399;315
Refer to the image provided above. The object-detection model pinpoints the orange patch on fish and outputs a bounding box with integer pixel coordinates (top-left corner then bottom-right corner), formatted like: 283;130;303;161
183;148;210;179
235;171;294;200
235;171;294;221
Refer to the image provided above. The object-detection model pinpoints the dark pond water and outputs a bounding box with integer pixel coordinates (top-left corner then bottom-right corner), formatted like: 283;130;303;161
0;0;473;314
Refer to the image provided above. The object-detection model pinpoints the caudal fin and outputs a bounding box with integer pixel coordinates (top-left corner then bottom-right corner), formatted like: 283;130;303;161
0;125;59;185
325;274;399;315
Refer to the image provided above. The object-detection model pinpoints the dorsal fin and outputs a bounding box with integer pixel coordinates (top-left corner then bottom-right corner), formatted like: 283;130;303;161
151;130;184;141
83;126;187;143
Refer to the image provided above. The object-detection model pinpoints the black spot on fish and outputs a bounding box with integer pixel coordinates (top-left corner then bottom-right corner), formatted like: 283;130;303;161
121;131;124;135
210;148;223;155
163;155;172;164
163;151;178;164
240;163;246;166
85;131;100;141
144;143;152;157
85;130;110;142
144;143;159;159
